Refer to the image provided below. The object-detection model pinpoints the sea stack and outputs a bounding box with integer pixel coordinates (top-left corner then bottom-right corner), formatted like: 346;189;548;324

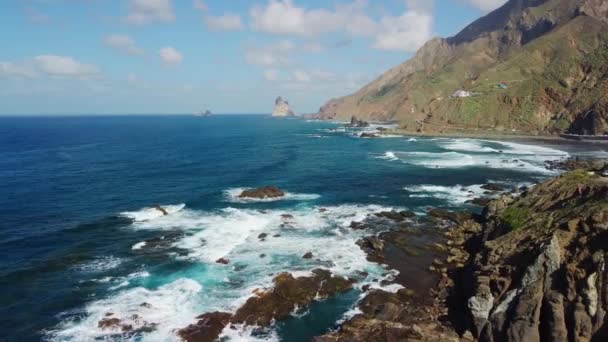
272;96;295;117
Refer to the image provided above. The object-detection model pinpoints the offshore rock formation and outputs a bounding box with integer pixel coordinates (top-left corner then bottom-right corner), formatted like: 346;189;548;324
318;165;608;341
237;186;285;199
272;96;295;117
315;0;608;135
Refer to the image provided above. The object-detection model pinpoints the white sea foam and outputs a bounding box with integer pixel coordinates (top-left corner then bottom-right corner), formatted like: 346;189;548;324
49;278;202;342
224;188;320;203
132;241;147;250
404;184;489;204
440;139;499;153
408;138;417;142
54;204;402;341
377;138;568;174
121;204;185;222
376;151;399;161
75;256;124;273
219;324;279;342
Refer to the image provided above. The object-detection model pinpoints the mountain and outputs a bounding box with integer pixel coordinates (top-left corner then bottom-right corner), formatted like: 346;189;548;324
315;0;608;135
272;96;295;117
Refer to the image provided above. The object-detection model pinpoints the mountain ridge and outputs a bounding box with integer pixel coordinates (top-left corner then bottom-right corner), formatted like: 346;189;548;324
315;0;608;136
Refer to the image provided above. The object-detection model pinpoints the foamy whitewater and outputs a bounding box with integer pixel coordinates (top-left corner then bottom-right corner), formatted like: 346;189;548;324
3;115;590;342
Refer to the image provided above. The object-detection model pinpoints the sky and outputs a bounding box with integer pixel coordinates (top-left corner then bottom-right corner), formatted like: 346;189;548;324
0;0;508;115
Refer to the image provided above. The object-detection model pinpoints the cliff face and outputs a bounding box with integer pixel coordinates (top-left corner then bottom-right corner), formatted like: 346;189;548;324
316;0;608;135
461;170;608;341
272;96;295;117
317;164;608;342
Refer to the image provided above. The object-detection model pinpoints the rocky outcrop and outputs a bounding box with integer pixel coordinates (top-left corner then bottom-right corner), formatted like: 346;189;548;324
319;163;608;341
568;110;608;135
346;116;370;128
238;186;285;199
272;96;295;117
231;269;353;326
458;170;608;341
177;312;232;342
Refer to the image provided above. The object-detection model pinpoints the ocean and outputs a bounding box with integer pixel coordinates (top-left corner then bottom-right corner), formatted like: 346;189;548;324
0;115;604;341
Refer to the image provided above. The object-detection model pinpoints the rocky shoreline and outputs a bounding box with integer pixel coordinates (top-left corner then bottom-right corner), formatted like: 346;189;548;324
317;159;608;341
168;159;608;341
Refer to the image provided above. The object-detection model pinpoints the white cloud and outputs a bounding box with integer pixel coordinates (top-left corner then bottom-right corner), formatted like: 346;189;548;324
1;56;100;79
263;69;280;81
125;0;175;25
33;55;100;77
205;13;243;31
159;46;183;65
263;67;335;84
245;40;294;67
250;0;433;52
466;0;507;12
249;0;373;38
104;34;145;56
373;10;434;52
0;61;37;78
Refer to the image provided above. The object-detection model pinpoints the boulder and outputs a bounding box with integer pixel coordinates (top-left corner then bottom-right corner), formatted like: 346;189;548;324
177;312;232;342
238;186;285;199
302;252;314;259
215;258;229;265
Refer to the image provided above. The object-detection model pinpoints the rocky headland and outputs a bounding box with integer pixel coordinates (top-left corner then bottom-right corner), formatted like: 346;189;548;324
312;0;608;138
317;159;608;341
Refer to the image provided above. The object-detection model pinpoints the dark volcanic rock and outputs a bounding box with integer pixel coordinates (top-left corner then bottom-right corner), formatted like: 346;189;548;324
302;252;314;259
238;186;285;199
481;183;505;192
359;132;379;138
178;312;232;342
215;258;229;265
152;205;168;216
567;110;608;135
545;157;608;174
232;269;353;326
427;208;473;225
346;116;370;128
374;210;416;221
467;197;492;207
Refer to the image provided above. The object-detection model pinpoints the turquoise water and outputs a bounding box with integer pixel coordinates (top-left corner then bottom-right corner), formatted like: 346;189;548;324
0;115;597;341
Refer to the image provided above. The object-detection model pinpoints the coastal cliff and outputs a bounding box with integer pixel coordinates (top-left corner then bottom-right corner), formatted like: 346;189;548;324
272;96;295;117
318;161;608;341
315;0;608;136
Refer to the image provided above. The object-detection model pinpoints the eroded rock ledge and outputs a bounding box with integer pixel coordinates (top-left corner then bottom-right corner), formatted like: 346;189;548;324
319;166;608;341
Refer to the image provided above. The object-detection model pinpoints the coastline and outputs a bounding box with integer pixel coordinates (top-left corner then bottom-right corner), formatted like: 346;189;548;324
317;159;608;341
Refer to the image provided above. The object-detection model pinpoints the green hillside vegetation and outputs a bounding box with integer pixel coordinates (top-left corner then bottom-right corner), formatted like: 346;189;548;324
316;0;608;136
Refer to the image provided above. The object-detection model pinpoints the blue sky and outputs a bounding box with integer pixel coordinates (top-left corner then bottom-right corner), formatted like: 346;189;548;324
0;0;507;115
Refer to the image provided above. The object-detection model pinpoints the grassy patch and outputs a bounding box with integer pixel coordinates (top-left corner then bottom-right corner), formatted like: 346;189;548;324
501;206;531;231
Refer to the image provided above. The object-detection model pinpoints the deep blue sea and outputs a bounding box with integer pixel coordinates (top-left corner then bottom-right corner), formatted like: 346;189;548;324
1;115;605;341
